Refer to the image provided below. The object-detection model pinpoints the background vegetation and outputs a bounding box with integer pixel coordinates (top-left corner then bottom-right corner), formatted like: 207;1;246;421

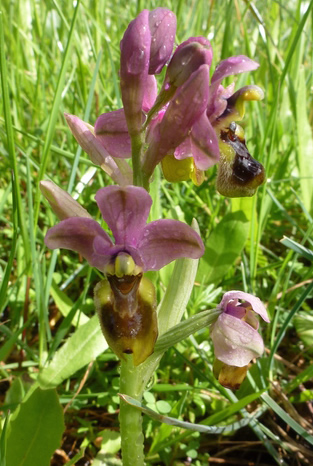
1;0;313;464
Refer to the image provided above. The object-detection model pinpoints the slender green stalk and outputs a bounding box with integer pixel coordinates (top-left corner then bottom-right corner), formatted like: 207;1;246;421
119;351;164;464
131;132;149;189
119;357;146;466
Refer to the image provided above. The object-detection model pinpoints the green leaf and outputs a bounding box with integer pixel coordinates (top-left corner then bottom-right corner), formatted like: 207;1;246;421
6;388;64;466
203;390;266;426
231;197;254;222
157;219;201;334
0;412;9;466
296;66;313;213
261;393;313;447
286;363;313;394
155;308;221;354
92;431;122;466
33;0;81;227
97;430;121;455
268;281;313;372
294;313;313;351
196;211;249;284
156;400;172;414
289;389;313;404
3;377;25;413
38;315;108;389
280;236;313;261
119;394;256;434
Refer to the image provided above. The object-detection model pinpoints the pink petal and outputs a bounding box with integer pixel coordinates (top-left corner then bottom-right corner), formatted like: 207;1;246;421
210;313;264;367
45;218;113;270
189;112;220;169
211;55;259;86
207;85;229;123
94;109;131;158
65;114;132;186
174;138;193;160
142;75;158;112
138;219;204;271
145;108;166;144
219;291;270;322
208;56;259;122
120;10;151;75
95;186;152;247
158;64;210;154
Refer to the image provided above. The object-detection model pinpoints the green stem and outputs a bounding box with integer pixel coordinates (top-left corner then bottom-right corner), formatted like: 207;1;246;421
131;132;146;188
119;353;163;465
119;356;146;466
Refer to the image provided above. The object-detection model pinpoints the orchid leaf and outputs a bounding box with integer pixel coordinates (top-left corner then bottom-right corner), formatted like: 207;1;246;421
197;211;249;285
280;236;313;261
155;308;221;354
119;394;256;434
157;219;201;334
38;315;108;389
6;388;64;466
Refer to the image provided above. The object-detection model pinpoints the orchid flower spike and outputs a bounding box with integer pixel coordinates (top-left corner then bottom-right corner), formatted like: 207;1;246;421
210;291;270;389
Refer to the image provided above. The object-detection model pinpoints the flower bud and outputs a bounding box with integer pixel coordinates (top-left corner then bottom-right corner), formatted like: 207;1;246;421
120;8;176;135
148;8;176;74
166;37;212;89
142;65;210;176
40;180;92;220
148;38;212;119
120;10;151;135
94;260;158;366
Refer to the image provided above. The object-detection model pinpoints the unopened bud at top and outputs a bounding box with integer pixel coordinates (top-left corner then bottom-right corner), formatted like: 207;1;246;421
120;9;151;135
148;38;213;117
166;37;212;89
120;8;177;135
148;8;177;74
